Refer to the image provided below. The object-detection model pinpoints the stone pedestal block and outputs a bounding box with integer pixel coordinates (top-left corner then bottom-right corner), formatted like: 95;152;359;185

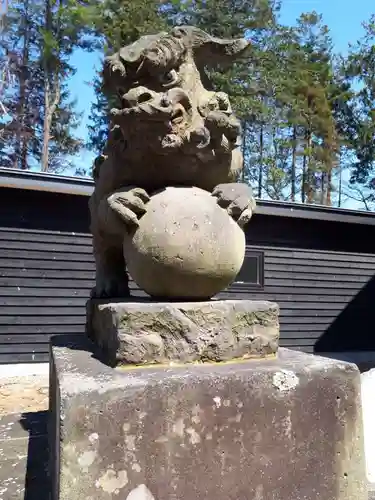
86;298;279;366
49;336;366;500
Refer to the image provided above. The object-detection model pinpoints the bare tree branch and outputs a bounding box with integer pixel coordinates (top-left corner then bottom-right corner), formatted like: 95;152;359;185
340;182;374;211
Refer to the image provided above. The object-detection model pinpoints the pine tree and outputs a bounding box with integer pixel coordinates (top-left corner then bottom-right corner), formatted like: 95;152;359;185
87;0;168;154
166;0;282;198
284;12;338;204
343;15;375;190
38;0;97;172
0;0;41;168
0;0;94;172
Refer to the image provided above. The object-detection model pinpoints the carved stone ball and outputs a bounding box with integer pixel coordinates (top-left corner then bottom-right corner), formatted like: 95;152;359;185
123;186;245;299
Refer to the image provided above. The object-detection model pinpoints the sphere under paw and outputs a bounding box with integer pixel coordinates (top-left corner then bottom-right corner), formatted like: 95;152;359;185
123;186;245;299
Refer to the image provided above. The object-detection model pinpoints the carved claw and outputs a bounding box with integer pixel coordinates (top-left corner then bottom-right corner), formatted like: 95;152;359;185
212;182;256;228
107;187;150;228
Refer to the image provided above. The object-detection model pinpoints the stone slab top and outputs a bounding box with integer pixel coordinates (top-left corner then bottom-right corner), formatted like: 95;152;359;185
51;335;359;399
89;297;279;310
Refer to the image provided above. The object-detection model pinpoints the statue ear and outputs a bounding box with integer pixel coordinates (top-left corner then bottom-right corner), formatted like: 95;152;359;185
171;26;250;69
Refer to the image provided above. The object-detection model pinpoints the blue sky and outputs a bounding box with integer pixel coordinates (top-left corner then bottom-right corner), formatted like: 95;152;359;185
279;0;373;53
66;0;374;208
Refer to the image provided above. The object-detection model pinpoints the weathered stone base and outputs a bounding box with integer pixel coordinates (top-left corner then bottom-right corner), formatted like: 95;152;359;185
86;298;279;365
361;369;375;484
50;336;367;500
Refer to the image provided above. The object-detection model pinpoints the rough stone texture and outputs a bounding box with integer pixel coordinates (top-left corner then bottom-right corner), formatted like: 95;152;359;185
123;186;246;299
88;26;256;299
86;298;279;366
50;336;367;500
361;369;375;483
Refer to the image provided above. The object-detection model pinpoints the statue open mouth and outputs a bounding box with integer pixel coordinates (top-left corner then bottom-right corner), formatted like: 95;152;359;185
111;97;189;129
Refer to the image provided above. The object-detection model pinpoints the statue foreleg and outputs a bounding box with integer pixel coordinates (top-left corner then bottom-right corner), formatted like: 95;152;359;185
91;231;130;299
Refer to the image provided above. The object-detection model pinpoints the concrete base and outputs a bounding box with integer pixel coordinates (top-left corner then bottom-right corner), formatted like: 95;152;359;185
49;336;367;500
86;298;279;366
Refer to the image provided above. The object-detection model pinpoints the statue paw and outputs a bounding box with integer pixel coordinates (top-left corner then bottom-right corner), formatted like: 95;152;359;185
108;187;150;228
212;182;256;228
91;276;130;299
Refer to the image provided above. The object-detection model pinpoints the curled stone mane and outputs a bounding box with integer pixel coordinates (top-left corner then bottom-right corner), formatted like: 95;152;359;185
103;26;249;93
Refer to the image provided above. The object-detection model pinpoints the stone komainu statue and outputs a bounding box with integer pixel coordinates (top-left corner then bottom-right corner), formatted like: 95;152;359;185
89;26;256;298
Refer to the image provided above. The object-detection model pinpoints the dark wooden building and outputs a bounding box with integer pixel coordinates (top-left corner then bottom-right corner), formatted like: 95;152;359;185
0;167;375;365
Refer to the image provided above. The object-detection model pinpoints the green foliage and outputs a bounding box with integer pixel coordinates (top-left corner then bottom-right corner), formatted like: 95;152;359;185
86;0;168;153
342;15;375;187
93;0;167;52
0;0;93;171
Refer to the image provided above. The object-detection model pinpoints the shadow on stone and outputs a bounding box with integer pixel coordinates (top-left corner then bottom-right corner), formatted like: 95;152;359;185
52;332;111;366
19;411;49;500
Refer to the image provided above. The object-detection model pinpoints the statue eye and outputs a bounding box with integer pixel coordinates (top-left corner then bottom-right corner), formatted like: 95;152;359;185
159;69;178;87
